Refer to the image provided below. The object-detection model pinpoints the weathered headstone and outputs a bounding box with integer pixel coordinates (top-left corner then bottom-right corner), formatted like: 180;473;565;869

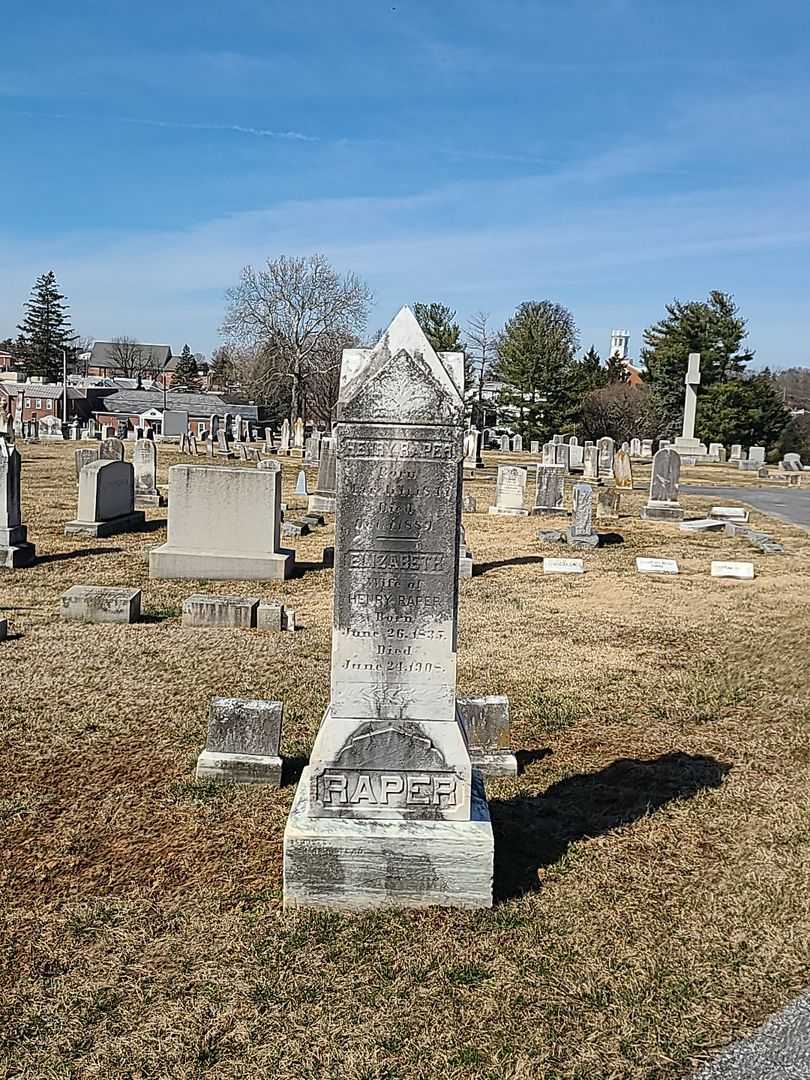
709;442;726;462
308;437;337;513
182;595;260;627
782;453;803;472
74;447;99;480
463;427;484;470
456;696;517;777
488;465;528;516
294;470;308;497
630;437;642;456
132;439;162;507
553;441;571;473
568;443;584;469
532;463;565;515
462;494;477;513
217;430;233;458
748;446;766;467
641;438;653;458
597;437;615;478
0;440;36;567
65;460;145;537
566;482;598;547
149;465;294;580
292;417;305;455
196;697;283;786
458;523;474;579
279;419;291;454
542;441;554;465
583;445;600;481
283;306;494;911
499;434;510;452
511;433;523;452
99;437;124;462
530;440;540;455
641;448;683;521
613;448;633;490
597;488;620;521
729;444;743;461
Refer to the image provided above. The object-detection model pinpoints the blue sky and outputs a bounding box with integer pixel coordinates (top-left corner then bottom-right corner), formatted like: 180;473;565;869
1;0;808;366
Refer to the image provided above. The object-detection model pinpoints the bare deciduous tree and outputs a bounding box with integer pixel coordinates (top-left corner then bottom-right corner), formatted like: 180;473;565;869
465;310;496;426
109;336;148;381
220;254;372;424
580;382;662;444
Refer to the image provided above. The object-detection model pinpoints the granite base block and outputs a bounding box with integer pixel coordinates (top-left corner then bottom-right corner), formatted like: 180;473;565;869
307;495;336;514
470;750;518;777
283;767;494;911
149;546;294;580
196;749;282;786
134;493;165;508
641;504;684;522
64;511;146;537
0;542;36;568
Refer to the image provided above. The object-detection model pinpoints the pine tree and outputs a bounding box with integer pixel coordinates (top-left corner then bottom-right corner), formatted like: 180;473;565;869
642;290;754;434
413;302;463;352
209;346;234;390
492;300;579;442
605;352;630;384
575;345;609;395
172;344;202;392
696;375;789;449
17;271;75;380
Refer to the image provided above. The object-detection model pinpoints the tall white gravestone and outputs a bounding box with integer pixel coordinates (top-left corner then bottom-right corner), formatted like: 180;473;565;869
283;307;494;911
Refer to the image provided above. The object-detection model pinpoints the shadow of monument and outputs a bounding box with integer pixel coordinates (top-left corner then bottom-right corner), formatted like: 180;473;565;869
473;555;546;577
289;559;326;580
490;752;731;901
596;531;625;546
36;547;123;564
281;754;309;787
138;519;168;533
516;748;553;774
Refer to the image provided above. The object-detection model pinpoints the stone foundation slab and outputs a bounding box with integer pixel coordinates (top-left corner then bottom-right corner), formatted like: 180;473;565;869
283;767;493;911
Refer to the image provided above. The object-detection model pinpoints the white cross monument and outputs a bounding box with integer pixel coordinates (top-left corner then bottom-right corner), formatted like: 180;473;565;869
672;352;708;462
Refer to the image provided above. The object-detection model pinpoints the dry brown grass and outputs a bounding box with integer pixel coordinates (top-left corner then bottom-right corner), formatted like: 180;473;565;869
1;442;809;1080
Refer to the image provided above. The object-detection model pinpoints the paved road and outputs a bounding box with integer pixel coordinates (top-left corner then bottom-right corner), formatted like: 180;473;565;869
693;994;810;1079
683;485;810;531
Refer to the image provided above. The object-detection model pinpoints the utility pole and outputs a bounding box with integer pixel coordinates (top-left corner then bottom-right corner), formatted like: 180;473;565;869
60;348;68;424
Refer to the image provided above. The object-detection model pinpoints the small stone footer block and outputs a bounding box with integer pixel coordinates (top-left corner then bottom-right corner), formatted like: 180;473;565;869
135;493;165;508
0;543;36;568
195;750;282;786
283;768;493;911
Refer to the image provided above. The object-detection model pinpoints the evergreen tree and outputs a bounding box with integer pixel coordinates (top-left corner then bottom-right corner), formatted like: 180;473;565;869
17;271;75;380
172;344;202;392
696;375;789;449
605;352;630;384
574;345;608;396
642;290;754;434
492;300;579;441
413;302;463;353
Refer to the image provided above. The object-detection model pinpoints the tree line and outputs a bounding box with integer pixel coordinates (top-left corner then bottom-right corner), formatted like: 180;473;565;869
6;260;809;457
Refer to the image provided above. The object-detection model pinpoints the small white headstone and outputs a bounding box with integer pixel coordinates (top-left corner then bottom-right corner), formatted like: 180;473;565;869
543;557;584;574
711;561;754;580
636;557;679;575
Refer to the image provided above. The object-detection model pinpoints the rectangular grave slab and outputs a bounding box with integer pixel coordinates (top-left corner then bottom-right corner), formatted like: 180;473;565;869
65;459;145;537
196;697;283;786
181;595;259;628
60;585;141;624
543;558;584;574
284;768;493;911
636;557;679;575
489;465;528;516
680;517;726;532
711;506;749;522
456;696;517;777
711;561;755;580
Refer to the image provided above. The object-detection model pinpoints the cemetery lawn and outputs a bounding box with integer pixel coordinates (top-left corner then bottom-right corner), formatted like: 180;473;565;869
2;443;810;1080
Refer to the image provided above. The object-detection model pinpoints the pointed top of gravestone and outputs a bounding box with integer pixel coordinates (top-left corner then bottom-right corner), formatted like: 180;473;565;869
338;307;464;423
